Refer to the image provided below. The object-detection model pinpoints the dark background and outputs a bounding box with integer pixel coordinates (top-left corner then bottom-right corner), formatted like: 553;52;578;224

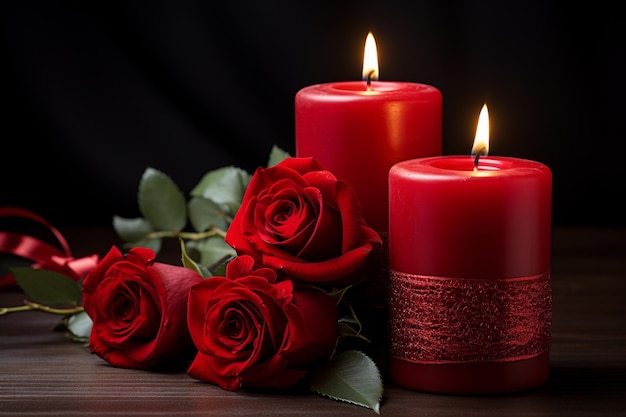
1;1;624;228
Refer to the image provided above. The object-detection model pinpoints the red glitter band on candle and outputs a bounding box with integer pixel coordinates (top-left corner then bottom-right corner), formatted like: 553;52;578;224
388;271;551;364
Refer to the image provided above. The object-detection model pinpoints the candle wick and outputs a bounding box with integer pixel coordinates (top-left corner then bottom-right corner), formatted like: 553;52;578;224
472;145;487;169
365;70;375;90
473;152;481;168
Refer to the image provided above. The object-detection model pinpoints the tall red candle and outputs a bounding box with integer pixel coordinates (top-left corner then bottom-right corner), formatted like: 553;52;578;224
295;33;442;233
387;106;552;394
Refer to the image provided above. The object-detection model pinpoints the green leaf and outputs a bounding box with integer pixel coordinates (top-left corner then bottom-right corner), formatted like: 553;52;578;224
323;285;352;305
138;167;187;232
338;322;365;339
11;267;82;307
309;350;383;414
112;215;155;243
65;311;92;342
189;166;251;212
337;304;369;342
185;237;236;271
209;258;229;277
188;196;230;232
267;145;291;167
180;239;204;277
112;215;161;252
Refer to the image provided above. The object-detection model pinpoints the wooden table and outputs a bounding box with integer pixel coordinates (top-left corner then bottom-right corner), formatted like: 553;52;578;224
1;226;625;416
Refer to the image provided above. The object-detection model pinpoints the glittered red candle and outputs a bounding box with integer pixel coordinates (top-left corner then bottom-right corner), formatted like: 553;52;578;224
388;105;552;394
295;33;442;233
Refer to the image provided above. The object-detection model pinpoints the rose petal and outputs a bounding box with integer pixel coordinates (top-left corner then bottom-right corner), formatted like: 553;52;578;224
82;247;202;369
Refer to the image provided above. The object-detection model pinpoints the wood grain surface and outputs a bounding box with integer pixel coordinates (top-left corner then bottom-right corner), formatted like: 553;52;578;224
1;227;625;416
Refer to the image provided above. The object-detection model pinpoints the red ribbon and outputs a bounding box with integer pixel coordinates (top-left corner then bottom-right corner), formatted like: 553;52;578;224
0;207;100;288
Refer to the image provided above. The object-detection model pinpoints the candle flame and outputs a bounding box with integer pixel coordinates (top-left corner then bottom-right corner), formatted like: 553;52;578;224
362;32;379;82
471;104;489;157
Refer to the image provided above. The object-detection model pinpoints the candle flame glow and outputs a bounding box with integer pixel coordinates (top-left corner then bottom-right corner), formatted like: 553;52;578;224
362;32;379;82
471;104;489;157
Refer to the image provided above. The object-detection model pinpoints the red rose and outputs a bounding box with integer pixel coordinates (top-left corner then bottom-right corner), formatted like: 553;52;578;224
225;157;382;287
186;255;338;390
81;246;203;369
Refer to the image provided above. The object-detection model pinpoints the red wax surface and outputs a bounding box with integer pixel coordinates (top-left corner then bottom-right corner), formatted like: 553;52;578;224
388;156;553;394
295;81;442;233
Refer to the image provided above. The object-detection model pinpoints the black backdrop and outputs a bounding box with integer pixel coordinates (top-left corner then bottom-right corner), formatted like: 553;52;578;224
2;1;624;228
